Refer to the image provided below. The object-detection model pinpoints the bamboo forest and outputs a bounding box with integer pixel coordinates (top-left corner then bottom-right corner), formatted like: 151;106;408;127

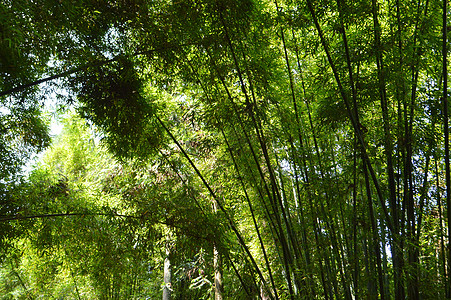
1;0;450;299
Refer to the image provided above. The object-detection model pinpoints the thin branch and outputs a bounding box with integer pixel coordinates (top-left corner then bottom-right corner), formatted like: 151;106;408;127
0;212;136;222
0;42;204;98
155;114;273;299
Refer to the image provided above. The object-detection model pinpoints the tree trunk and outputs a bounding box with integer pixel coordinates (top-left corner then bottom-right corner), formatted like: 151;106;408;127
163;246;172;300
443;0;450;296
214;245;224;300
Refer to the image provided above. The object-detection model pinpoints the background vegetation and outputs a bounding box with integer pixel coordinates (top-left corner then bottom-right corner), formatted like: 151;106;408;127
0;0;450;299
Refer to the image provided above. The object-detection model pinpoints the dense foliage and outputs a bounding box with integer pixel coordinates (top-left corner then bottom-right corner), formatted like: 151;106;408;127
0;0;450;299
